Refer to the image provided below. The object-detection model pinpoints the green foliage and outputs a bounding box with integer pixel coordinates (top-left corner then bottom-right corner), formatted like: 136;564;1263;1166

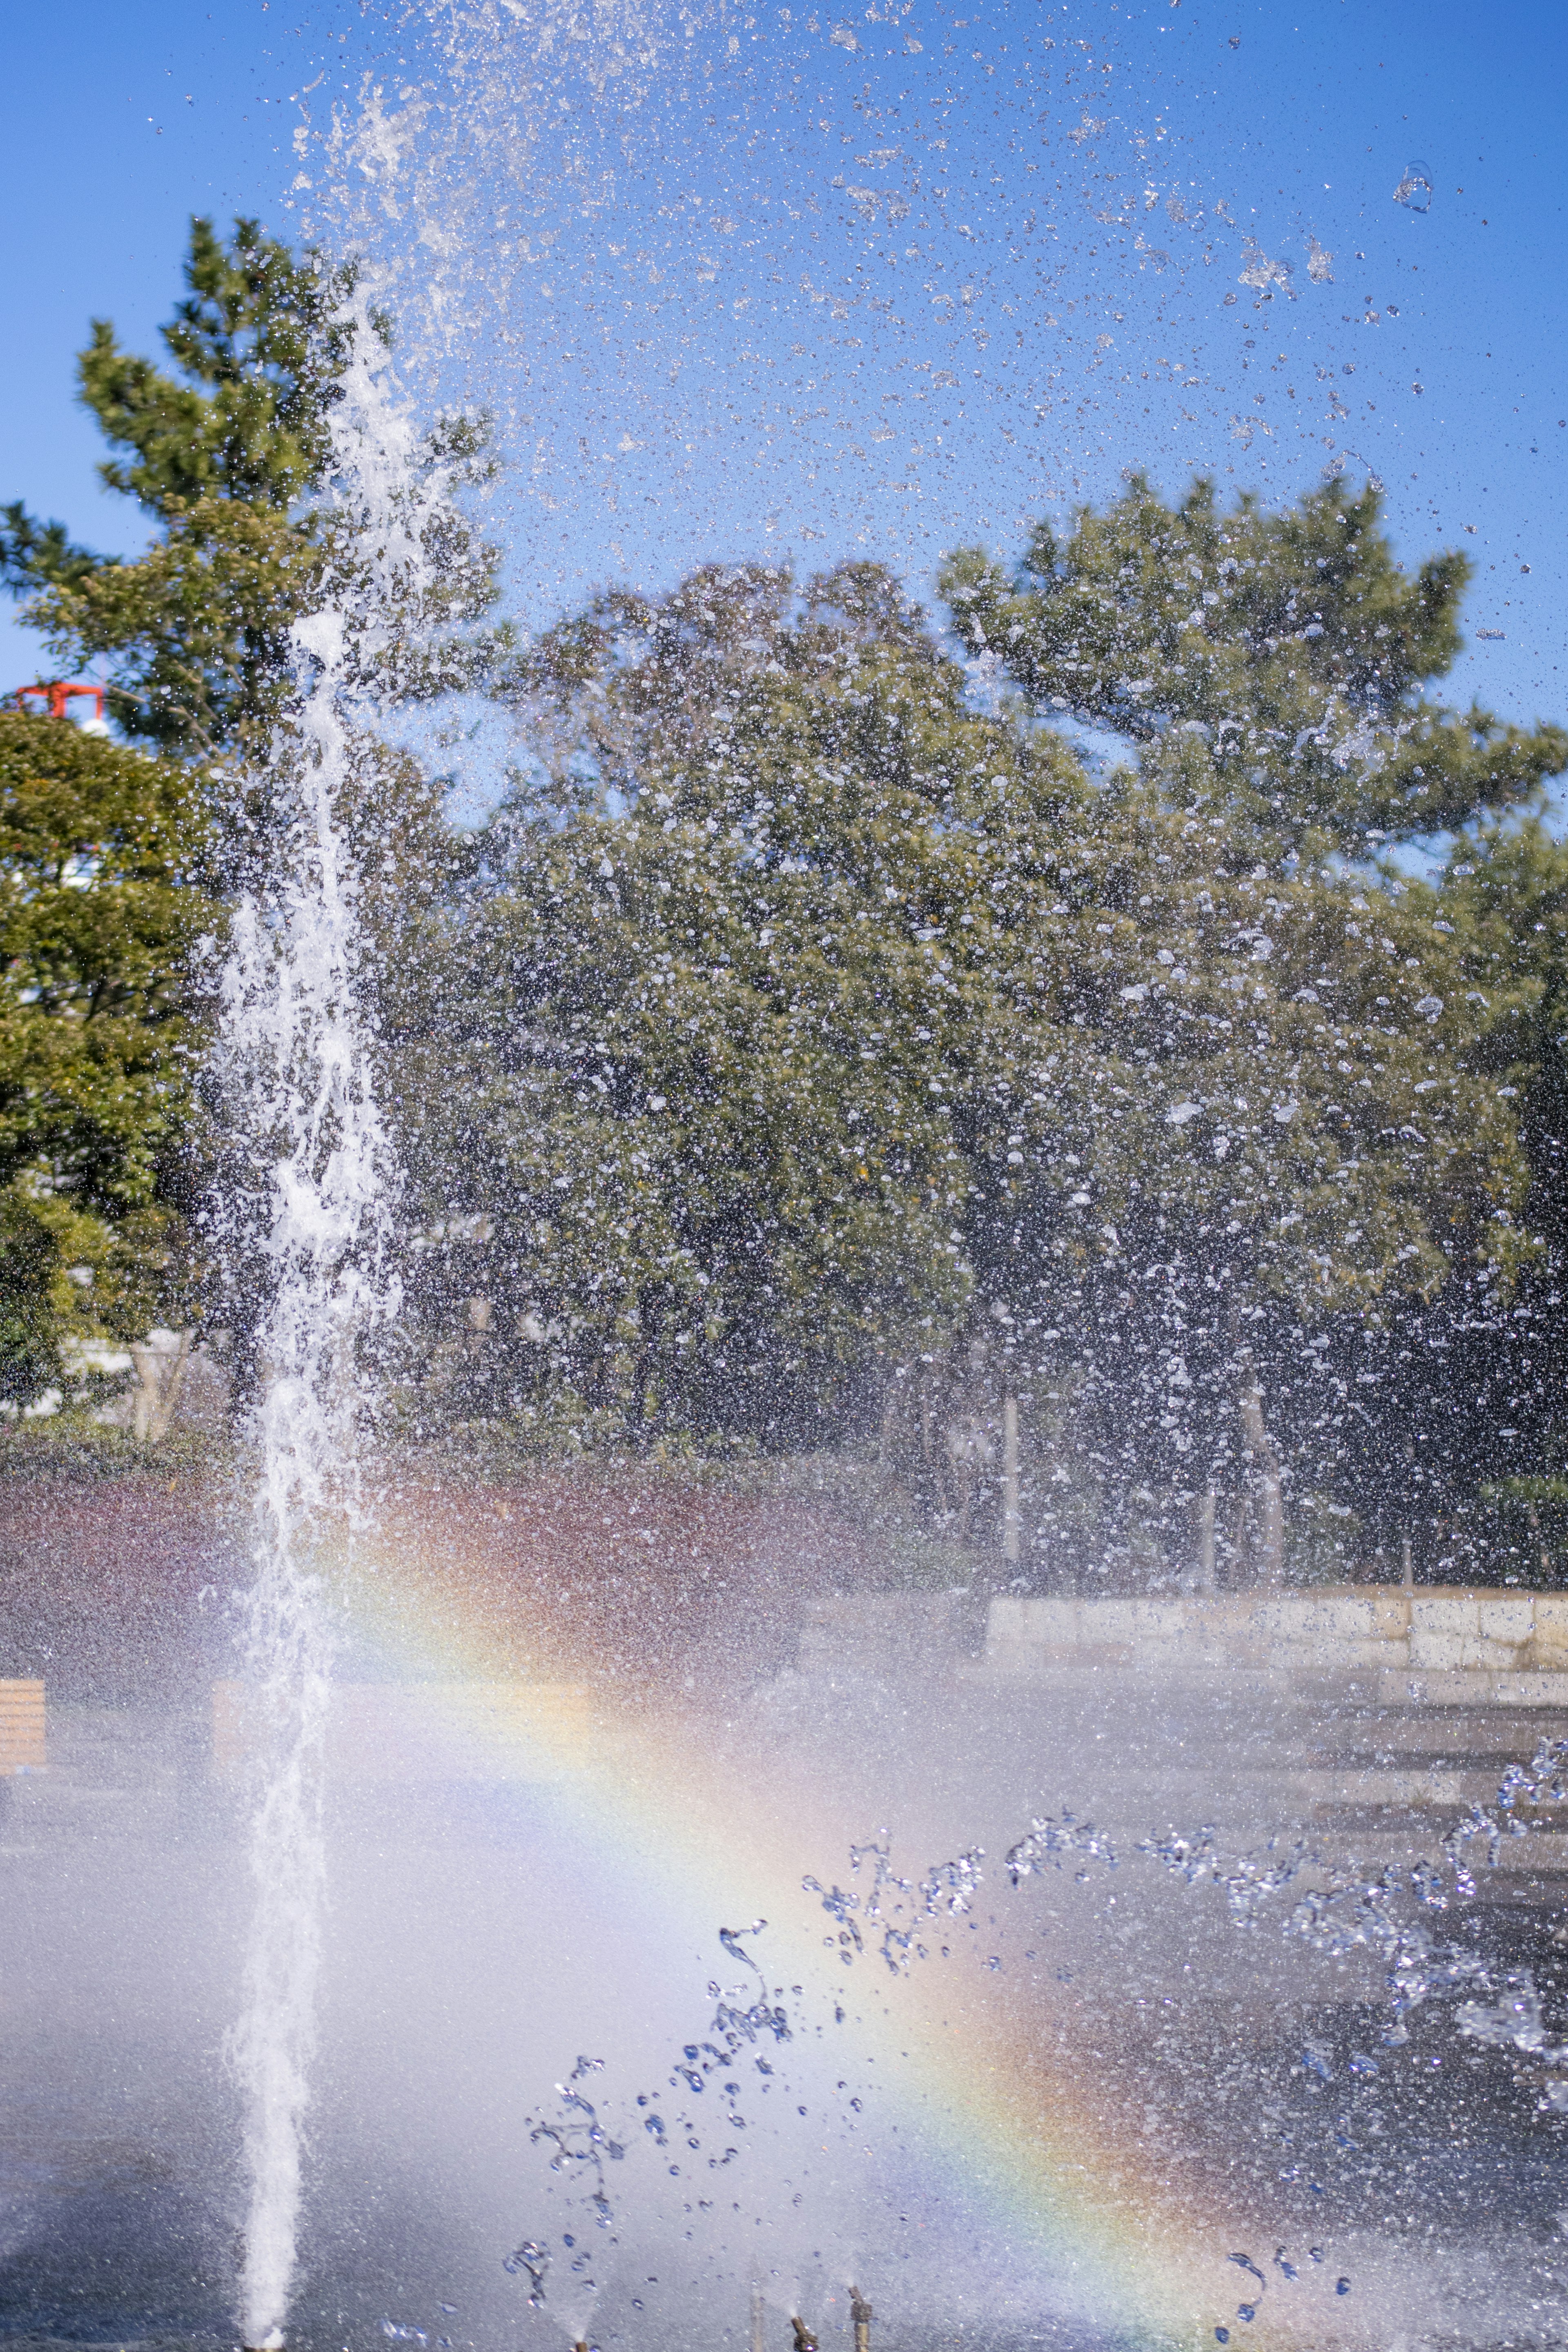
390;540;1535;1537
983;780;1529;1320
2;217;505;770
1439;815;1568;1254
7;214;1566;1580
0;216;512;1423
0;713;213;1398
0;1191;75;1403
76;216;358;516
940;474;1568;853
394;561;1054;1441
1;220;359;759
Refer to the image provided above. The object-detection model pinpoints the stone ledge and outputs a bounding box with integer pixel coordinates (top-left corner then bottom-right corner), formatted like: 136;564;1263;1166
1377;1666;1568;1708
984;1588;1568;1701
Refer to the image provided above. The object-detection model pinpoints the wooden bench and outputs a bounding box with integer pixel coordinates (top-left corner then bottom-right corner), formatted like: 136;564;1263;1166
0;1679;46;1773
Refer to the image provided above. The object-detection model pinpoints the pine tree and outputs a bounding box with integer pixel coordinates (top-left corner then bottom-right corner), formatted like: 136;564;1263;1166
0;219;509;1412
956;768;1531;1583
0;220;359;760
1;216;505;773
387;543;1544;1595
934;475;1566;1582
940;473;1567;855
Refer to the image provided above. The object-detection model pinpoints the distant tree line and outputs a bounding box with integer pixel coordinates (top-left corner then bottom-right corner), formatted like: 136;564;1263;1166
4;218;1568;1590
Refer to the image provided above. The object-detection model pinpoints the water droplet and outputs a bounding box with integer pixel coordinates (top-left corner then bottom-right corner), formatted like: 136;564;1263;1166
1394;160;1434;212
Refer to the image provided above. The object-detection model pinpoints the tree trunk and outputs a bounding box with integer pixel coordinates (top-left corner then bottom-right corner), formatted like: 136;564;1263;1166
1194;1486;1217;1589
1401;1434;1417;1589
129;1329;194;1446
1001;1393;1021;1566
1237;1361;1285;1586
1526;1499;1552;1581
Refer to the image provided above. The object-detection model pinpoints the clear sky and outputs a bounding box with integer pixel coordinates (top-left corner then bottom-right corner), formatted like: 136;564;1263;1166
3;0;1564;782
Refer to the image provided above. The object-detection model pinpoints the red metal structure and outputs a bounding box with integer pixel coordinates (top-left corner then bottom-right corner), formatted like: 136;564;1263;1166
9;681;107;726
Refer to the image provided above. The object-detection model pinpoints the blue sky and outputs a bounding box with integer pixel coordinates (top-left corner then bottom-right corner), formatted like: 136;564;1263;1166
3;0;1564;774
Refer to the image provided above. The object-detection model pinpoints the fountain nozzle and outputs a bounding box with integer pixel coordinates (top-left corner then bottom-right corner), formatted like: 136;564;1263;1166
792;2319;818;2352
850;2286;873;2352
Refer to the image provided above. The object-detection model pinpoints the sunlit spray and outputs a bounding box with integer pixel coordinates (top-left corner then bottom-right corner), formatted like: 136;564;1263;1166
218;285;461;2343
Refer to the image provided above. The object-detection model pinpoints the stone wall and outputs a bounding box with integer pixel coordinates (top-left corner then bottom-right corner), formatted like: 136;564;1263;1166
982;1586;1568;1704
797;1591;975;1677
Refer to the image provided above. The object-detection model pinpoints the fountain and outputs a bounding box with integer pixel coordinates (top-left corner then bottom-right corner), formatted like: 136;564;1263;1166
0;5;1565;2352
216;298;417;2352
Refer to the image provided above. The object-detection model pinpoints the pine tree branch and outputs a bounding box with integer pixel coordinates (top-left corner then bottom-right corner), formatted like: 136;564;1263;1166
0;502;107;598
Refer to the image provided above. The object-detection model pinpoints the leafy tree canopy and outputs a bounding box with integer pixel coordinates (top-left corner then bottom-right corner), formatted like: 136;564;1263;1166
390;550;1526;1520
940;474;1568;854
0;713;214;1402
392;561;1086;1442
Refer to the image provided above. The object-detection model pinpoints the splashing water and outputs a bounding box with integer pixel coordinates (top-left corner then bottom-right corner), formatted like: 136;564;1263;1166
803;1730;1568;2116
1393;159;1435;212
511;1928;797;2287
218;292;468;2346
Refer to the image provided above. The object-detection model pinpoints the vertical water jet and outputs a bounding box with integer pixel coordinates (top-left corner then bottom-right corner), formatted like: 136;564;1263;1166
218;287;442;2350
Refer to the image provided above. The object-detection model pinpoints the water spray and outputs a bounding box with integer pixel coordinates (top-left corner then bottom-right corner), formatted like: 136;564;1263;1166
220;284;433;2349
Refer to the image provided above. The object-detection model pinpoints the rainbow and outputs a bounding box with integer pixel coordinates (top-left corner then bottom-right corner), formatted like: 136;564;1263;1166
297;1480;1336;2350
